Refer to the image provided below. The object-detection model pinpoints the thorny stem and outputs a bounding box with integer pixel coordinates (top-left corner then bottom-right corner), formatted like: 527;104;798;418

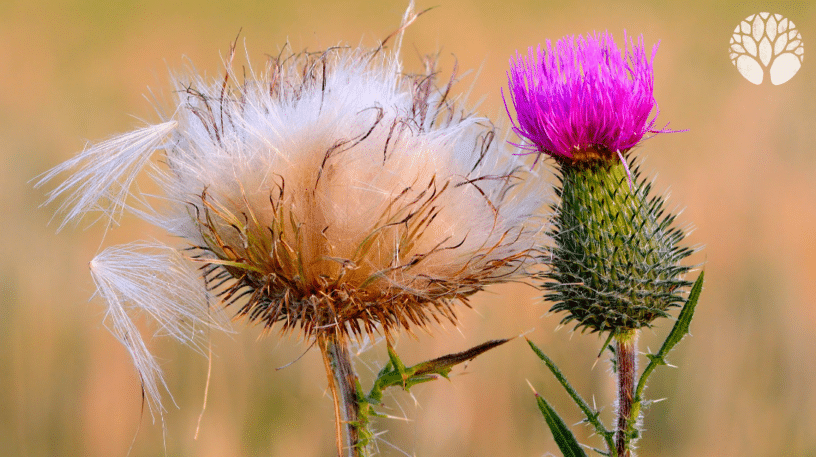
615;330;638;457
319;333;367;457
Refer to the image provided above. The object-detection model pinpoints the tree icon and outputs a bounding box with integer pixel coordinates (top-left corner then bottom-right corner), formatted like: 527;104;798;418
730;12;804;85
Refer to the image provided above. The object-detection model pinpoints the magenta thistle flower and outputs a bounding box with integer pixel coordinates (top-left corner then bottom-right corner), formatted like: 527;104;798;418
504;31;665;163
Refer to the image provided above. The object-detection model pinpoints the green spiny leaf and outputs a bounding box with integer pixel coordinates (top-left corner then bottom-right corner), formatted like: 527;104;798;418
534;391;588;457
361;339;511;409
411;339;509;377
655;270;704;358
633;271;704;419
387;343;409;385
527;339;615;451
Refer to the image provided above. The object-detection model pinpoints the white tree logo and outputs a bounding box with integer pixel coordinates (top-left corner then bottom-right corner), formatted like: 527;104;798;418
730;12;804;85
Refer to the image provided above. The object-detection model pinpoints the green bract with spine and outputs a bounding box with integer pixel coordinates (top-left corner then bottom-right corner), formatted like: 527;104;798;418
543;158;694;333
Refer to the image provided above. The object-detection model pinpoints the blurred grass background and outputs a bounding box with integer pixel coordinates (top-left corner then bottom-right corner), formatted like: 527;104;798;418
3;0;816;456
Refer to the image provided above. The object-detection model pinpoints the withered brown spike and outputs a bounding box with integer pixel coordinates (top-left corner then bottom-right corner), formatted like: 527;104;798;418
414;338;511;376
352;106;384;145
202;264;224;280
437;57;457;110
219;30;240;140
269;300;286;325
383;119;402;164
189;107;216;142
193;82;221;145
191;225;533;338
218;280;243;302
373;5;434;55
230;289;257;308
473;128;496;173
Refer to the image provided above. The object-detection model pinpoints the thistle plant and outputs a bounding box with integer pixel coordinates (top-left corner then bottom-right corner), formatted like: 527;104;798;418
505;32;704;456
36;13;546;456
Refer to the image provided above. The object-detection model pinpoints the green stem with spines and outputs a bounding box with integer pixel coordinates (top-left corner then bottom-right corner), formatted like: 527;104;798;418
319;338;512;455
319;334;369;457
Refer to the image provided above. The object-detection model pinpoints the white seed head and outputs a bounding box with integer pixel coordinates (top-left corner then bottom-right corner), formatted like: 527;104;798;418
40;43;548;410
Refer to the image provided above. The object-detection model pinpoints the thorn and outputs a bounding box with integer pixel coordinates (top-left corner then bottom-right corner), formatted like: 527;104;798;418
525;379;539;396
455;326;466;339
518;328;536;339
617;149;635;192
409;391;420;408
642;398;668;408
591;357;600;370
377;412;414;422
597;332;615;359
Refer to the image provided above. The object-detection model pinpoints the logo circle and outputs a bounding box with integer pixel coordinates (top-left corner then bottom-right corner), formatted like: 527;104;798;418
729;12;804;85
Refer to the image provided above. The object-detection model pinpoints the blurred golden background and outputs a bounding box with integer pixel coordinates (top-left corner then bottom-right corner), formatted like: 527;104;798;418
3;0;816;456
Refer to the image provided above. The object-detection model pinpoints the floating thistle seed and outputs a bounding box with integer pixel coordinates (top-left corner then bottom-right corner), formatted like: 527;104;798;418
505;31;692;333
38;41;545;411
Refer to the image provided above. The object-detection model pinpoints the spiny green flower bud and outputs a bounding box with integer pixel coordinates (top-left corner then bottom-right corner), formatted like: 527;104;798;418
543;159;693;332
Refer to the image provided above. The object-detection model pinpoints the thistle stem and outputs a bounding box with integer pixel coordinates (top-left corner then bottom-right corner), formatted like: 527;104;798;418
319;333;367;457
615;329;638;457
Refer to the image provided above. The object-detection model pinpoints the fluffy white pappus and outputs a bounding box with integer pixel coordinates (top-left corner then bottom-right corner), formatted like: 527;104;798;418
39;42;548;409
149;47;547;336
89;242;230;414
35;121;177;231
